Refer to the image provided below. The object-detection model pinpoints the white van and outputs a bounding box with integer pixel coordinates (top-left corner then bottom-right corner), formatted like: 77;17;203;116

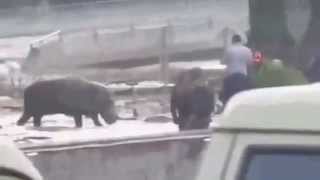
0;137;42;180
196;83;320;180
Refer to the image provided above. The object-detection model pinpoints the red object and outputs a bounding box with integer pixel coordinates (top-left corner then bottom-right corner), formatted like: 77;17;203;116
253;51;263;64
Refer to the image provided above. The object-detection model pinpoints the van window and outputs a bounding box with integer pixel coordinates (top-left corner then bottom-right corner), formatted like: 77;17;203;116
240;148;320;180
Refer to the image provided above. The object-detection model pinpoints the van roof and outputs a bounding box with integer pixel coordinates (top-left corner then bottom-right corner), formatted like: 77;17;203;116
217;83;320;132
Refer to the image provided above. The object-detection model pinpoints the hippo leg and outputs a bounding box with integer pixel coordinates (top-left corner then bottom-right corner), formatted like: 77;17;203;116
17;113;32;126
33;115;43;127
74;114;83;128
89;114;102;127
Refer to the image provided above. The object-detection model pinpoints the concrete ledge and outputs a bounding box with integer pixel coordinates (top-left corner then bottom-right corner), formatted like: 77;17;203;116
22;129;213;180
21;129;212;152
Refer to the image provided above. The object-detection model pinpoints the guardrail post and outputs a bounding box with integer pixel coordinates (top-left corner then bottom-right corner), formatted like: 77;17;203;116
58;32;63;43
207;17;214;29
159;23;172;84
223;27;234;50
130;24;136;36
92;29;104;60
93;29;99;43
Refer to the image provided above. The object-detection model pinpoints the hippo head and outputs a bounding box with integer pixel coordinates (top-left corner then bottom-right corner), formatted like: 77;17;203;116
100;100;118;124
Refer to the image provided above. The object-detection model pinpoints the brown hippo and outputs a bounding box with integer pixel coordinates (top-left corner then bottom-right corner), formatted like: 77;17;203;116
17;77;118;127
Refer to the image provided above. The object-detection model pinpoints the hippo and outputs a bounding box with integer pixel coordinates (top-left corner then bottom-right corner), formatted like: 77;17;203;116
17;77;118;127
170;68;214;131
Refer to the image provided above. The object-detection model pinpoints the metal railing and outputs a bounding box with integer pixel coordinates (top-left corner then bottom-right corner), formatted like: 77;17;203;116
26;16;228;83
30;30;61;49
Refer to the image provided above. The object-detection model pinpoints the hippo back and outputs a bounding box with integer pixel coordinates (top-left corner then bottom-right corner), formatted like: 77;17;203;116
24;78;113;114
55;78;113;113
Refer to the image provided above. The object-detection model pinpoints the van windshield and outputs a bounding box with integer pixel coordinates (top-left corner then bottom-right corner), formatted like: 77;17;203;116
241;148;320;180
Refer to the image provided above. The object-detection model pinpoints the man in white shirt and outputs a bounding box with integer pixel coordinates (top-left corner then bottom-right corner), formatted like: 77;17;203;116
224;34;253;76
220;34;254;104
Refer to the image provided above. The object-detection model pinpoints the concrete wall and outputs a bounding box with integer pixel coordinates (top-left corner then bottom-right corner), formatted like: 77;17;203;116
17;0;248;81
23;20;228;81
22;130;212;180
18;0;249;68
24;19;218;73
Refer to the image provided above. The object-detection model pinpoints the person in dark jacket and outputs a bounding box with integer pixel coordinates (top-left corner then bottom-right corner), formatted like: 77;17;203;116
170;68;214;131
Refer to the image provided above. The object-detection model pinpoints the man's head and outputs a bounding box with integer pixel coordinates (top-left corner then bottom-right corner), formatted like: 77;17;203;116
231;34;242;44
